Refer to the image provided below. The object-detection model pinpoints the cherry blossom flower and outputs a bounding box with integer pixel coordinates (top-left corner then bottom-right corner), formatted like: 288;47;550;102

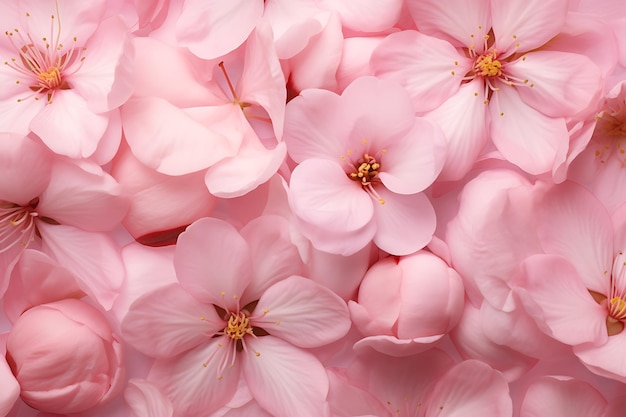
372;0;604;179
285;76;446;256
0;133;128;309
122;217;350;417
0;0;134;158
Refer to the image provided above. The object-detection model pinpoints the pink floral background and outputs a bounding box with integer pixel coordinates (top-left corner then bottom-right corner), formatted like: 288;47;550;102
1;0;626;416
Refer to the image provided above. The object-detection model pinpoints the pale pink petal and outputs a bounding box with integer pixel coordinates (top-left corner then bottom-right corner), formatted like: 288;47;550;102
122;284;223;358
507;51;603;117
286;12;343;92
491;0;569;54
124;379;173;417
238;216;305;303
424;79;489;181
574;331;626;383
90;107;123;166
149;338;240;417
289;158;376;255
490;85;569;175
520;376;607;417
378;117;447;194
613;203;626;252
372;189;436;256
428;360;512;417
69;16;134;113
371;30;471;112
0;133;51;205
326;368;390;417
38;160;128;232
39;224;124;310
253;276;350;348
242;336;329;417
520;254;608;347
122;97;243;175
336;35;382;91
204;138;287;198
0;91;45;136
353;334;444;357
174;218;253;312
30;91;108;158
407;0;491;50
0;338;19;417
321;0;402;32
4;249;84;323
533;181;613;293
238;23;286;141
175;0;263;60
284;89;348;163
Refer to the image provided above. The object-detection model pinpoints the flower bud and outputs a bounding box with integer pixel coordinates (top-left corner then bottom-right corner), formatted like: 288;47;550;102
5;299;124;414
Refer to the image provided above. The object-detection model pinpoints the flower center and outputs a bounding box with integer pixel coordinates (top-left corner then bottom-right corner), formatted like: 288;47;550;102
593;95;626;165
474;50;502;78
224;311;254;340
0;198;39;254
348;153;381;186
3;6;85;104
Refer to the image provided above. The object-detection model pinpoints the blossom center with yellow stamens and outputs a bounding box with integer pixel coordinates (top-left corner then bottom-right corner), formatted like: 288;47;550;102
348;154;381;186
224;312;254;340
474;50;502;77
0;197;39;254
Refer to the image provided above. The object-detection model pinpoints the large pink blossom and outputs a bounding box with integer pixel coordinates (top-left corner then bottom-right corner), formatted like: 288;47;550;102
121;216;350;417
0;0;134;159
372;0;605;179
285;76;446;256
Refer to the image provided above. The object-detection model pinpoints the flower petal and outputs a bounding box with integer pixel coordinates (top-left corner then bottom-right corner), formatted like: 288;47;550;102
520;376;608;417
253;276;350;348
122;283;223;358
242;336;329;417
124;379;174;417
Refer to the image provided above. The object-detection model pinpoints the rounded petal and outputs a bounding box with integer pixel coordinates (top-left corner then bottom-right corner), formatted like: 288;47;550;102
253;276;350;348
321;0;402;32
372;189;436;256
371;30;471;112
574;330;626;382
174;218;253;312
490;85;569;175
508;51;603;118
124;379;173;417
0;345;19;417
520;376;608;417
122;284;223;358
242;336;330;417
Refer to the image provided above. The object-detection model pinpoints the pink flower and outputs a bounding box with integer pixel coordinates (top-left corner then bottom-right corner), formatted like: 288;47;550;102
5;299;124;414
372;0;604;179
121;216;351;417
0;0;134;159
285;76;446;256
0;133;128;309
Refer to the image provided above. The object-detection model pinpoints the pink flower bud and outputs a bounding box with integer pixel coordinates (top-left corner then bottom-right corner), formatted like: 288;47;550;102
5;299;124;414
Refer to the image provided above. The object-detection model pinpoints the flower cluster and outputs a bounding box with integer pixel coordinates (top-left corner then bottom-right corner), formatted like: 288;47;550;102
1;0;626;416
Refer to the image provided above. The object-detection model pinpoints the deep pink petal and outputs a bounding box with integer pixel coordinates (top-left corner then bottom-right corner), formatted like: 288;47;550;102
121;97;243;175
253;276;350;348
520;254;608;347
238;216;305;303
122;284;223;358
508;51;603;117
0;133;51;205
427;360;512;417
242;336;329;417
407;0;491;50
326;368;389;417
175;0;263;60
124;379;173;417
372;189;436;256
490;85;569;175
30;91;109;158
39;224;124;310
533;181;613;293
289;158;376;255
174;218;253;312
491;0;568;54
520;376;608;417
371;30;471;112
148;338;240;417
38;160;128;232
0;338;19;417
